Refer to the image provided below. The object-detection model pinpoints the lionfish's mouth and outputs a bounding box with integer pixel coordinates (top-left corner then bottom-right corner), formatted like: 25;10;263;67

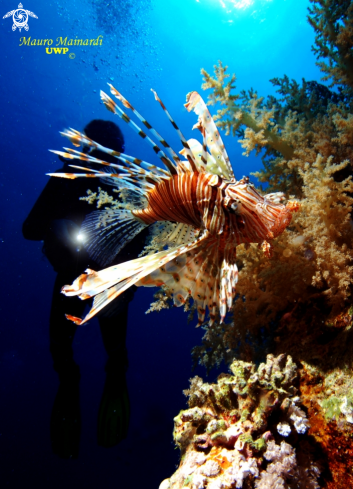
271;206;295;238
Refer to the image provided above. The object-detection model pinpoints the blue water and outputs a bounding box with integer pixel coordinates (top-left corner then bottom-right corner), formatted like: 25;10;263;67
0;1;321;487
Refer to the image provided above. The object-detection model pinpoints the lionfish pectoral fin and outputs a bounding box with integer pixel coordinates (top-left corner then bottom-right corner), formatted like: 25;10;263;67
62;234;209;325
138;240;238;327
219;258;239;324
81;209;148;267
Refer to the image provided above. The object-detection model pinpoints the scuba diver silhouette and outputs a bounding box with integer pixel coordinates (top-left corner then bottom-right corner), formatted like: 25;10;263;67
23;120;146;458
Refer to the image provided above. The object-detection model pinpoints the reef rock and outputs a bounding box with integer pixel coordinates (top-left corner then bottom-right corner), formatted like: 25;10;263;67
160;354;320;489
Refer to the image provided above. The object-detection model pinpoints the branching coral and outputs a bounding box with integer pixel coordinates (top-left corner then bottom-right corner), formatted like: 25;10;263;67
80;187;121;208
158;3;353;486
308;0;353;94
193;0;353;371
201;60;353;197
159;355;320;489
296;155;353;303
201;1;353;196
201;62;296;166
145;285;174;313
255;440;320;489
193;153;353;370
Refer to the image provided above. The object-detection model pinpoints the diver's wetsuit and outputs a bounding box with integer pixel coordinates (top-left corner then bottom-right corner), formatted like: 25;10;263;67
23;159;147;457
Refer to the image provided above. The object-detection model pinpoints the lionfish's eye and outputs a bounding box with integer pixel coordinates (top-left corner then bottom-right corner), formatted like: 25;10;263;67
228;199;242;214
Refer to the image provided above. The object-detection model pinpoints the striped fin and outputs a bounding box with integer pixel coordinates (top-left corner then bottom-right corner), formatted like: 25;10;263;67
165;223;199;246
151;89;199;174
62;232;209;325
208;258;221;325
185;91;235;181
148;221;199;249
81;209;148;267
107;84;184;173
67;160;162;189
52;144;171;179
118;187;147;210
47;170;156;191
179;139;208;173
96;164;135;188
100;90;177;176
49;150;162;194
219;244;239;323
138;244;211;325
193;246;217;325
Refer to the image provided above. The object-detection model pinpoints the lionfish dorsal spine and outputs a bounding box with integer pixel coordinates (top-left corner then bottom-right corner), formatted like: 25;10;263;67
48;150;160;194
60;140;171;183
100;90;178;176
150;89;200;174
185;91;235;181
107;84;185;174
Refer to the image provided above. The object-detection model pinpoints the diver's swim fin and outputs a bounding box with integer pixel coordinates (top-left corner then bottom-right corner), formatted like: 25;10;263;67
97;371;130;447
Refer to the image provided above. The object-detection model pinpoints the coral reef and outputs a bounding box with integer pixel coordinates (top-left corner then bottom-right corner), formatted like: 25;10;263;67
193;0;353;368
185;2;353;486
183;8;353;373
160;355;320;489
192;151;353;371
201;61;353;196
298;362;353;489
308;0;353;95
82;4;353;485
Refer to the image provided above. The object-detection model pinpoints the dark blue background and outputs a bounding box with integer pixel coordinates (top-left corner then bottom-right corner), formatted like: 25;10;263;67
0;1;321;487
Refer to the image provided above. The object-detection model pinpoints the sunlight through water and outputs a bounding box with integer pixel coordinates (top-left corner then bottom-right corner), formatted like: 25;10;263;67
221;0;254;9
199;0;273;13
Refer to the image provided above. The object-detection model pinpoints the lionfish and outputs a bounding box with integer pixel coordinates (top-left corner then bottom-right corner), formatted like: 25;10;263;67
49;85;299;326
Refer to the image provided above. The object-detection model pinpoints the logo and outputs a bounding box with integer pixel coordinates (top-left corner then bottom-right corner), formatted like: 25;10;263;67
3;3;38;32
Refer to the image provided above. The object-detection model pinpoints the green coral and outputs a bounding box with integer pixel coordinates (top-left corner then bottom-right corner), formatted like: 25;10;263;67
252;436;267;452
321;396;343;420
176;355;303;452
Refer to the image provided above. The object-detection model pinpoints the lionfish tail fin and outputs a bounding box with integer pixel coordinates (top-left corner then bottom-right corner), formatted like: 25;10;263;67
81;209;149;267
62;234;209;325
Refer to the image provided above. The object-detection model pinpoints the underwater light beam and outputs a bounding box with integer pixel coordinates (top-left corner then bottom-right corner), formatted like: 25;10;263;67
198;0;257;11
220;0;255;9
